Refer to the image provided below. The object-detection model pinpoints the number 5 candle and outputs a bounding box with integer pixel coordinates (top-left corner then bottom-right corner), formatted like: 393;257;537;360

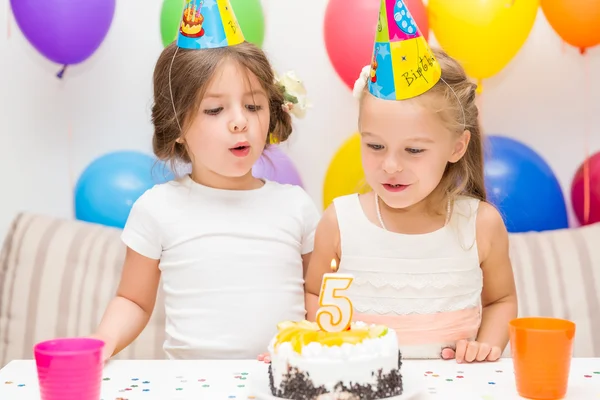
316;259;354;332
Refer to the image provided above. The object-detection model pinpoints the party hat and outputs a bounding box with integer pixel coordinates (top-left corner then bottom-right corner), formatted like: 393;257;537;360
177;0;245;50
368;0;441;100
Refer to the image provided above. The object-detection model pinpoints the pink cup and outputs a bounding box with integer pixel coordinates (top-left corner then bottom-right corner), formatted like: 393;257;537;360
34;338;105;400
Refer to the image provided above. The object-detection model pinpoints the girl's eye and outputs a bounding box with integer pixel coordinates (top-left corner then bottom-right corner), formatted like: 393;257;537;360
246;104;263;112
367;144;384;150
406;148;425;154
204;107;223;115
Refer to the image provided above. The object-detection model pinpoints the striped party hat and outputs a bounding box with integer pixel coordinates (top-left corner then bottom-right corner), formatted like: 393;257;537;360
368;0;441;100
177;0;244;50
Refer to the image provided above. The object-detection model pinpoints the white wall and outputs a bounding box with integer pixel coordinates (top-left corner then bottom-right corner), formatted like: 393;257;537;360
1;0;599;241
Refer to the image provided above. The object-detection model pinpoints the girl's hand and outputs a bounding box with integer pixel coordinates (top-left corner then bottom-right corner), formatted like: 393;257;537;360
257;352;271;363
441;340;502;363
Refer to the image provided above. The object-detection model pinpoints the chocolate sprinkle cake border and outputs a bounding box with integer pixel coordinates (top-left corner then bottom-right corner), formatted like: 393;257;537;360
268;351;403;400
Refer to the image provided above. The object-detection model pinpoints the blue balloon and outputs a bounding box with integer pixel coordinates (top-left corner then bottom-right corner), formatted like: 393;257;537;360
75;151;174;229
484;135;568;233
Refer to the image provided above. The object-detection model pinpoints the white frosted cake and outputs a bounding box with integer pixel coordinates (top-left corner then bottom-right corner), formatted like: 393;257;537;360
267;320;403;399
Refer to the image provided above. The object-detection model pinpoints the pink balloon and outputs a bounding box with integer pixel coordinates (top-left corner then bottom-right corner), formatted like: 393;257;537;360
571;152;600;226
324;0;429;90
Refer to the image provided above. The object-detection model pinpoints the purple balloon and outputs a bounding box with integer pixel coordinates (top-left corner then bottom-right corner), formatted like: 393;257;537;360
10;0;116;65
252;146;303;187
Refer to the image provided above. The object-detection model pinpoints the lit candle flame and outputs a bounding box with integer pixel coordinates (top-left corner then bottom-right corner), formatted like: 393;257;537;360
330;259;338;272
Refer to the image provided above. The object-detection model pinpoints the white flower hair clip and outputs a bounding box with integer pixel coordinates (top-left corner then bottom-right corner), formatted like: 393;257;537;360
274;71;311;119
353;65;371;99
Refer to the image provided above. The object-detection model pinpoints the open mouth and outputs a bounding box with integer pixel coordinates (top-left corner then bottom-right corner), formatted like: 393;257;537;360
383;183;409;192
230;142;250;157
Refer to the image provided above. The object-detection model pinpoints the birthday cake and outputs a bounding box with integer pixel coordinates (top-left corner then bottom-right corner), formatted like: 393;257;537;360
267;320;403;400
179;5;205;38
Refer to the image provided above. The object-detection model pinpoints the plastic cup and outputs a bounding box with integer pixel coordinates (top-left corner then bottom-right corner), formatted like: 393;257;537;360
34;338;105;400
509;317;576;399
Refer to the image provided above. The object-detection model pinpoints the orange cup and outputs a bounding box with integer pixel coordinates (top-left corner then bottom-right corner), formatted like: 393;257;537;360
509;317;576;399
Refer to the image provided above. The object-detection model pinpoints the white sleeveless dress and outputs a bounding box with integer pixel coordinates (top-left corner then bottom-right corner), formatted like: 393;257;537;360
333;194;483;359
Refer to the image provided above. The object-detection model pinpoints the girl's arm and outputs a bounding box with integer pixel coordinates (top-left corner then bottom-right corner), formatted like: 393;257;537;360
304;205;342;321
456;202;518;362
92;247;161;360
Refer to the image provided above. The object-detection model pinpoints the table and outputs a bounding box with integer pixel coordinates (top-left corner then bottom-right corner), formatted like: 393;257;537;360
0;358;599;399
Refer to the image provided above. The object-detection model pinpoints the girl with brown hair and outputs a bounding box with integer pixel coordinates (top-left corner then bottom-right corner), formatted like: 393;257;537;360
92;1;319;361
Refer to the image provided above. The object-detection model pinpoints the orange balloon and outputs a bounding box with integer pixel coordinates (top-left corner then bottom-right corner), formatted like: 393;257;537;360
541;0;600;52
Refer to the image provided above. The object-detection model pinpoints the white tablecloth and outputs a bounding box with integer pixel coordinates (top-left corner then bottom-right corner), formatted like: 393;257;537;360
0;358;599;399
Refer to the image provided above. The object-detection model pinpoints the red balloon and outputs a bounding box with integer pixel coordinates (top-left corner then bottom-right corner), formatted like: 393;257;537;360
571;152;600;226
324;0;429;90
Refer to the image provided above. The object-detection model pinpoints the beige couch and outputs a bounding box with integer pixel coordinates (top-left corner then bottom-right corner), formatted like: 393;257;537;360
1;212;599;367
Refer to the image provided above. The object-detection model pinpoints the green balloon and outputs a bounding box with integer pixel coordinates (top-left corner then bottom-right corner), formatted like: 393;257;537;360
230;0;265;48
159;0;265;48
160;0;184;48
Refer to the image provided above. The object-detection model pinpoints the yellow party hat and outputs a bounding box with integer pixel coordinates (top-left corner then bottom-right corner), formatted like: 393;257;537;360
177;0;244;50
368;0;441;100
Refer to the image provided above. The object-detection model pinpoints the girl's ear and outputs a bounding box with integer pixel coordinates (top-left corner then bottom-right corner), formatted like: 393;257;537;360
449;130;471;163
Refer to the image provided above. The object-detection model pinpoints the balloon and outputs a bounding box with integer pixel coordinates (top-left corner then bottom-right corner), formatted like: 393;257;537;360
229;0;265;48
323;133;371;209
10;0;115;66
160;0;185;47
324;0;428;90
159;0;265;48
571;152;600;226
484;135;569;233
252;146;303;187
428;0;538;85
541;0;600;53
74;151;174;229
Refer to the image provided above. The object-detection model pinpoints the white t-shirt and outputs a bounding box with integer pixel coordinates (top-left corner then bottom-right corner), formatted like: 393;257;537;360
121;175;321;359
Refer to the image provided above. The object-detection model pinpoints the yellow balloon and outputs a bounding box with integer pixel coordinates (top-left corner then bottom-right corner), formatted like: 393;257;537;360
323;133;371;209
428;0;539;85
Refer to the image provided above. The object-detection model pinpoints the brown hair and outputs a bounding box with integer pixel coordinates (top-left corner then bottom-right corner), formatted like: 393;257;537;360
151;41;292;169
359;47;486;205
